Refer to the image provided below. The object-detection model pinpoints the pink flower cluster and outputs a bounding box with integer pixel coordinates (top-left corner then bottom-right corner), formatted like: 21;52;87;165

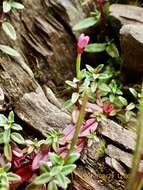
77;33;90;54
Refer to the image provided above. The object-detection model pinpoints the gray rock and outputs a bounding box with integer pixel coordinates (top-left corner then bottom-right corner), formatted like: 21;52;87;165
120;24;143;77
109;4;143;35
109;4;143;79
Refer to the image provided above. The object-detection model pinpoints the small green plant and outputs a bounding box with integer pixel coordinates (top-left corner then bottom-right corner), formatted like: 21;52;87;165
0;163;21;190
0;111;24;161
44;129;63;152
28;152;80;190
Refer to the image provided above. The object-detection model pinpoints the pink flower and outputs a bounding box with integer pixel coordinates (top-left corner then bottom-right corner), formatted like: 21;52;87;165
103;101;115;114
77;33;90;54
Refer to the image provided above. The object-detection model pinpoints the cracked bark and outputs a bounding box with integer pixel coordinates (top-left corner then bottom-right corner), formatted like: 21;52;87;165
0;0;96;133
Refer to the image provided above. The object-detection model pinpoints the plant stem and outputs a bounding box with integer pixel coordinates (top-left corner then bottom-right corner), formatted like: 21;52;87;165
69;91;88;153
126;98;143;190
76;53;81;79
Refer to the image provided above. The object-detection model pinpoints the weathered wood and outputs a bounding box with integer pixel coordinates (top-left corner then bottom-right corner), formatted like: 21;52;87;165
106;145;143;172
73;166;110;190
0;0;95;132
99;119;136;151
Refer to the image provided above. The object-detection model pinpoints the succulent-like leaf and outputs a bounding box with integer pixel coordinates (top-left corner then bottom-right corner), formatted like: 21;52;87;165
66;152;80;164
71;92;79;104
11;2;24;9
11;132;25;144
2;22;17;40
11;123;22;131
7;172;21;181
3;129;10;143
50;166;63;176
0;44;21;57
61;164;76;176
48;181;58;190
8;111;14;124
73;17;98;31
3;1;11;13
85;43;106;53
3;163;11;172
4;143;12;161
34;173;51;185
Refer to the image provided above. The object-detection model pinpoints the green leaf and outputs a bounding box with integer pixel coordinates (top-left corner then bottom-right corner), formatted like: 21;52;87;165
85;43;106;53
40;162;50;173
4;143;12;161
50;166;63;176
91;82;97;93
34;173;50;185
27;146;34;154
8;111;14;124
125;111;132;122
71;92;79;104
11;132;25;144
99;83;110;93
0;45;21;57
64;100;73;109
0;174;8;189
94;64;104;73
2;22;16;40
98;73;111;80
65;80;77;88
61;164;76;176
87;89;96;101
66;152;80;164
106;43;119;58
48;181;58;190
86;65;95;73
3;1;11;13
7;172;21;181
3;163;11;172
11;2;24;9
3;129;10;143
116;89;123;95
73;17;98;31
126;103;135;111
0;132;4;144
129;88;138;98
11;123;22;131
0;114;8;126
109;94;115;102
118;96;128;106
79;79;90;93
56;173;68;189
49;153;64;165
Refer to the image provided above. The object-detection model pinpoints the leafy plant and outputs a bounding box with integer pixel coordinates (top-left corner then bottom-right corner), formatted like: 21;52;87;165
0;163;21;190
44;129;63;152
28;152;79;190
0;111;24;161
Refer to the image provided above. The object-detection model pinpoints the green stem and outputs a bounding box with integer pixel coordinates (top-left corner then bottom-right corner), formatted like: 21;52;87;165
137;177;143;190
69;91;88;153
127;98;143;190
76;53;81;79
